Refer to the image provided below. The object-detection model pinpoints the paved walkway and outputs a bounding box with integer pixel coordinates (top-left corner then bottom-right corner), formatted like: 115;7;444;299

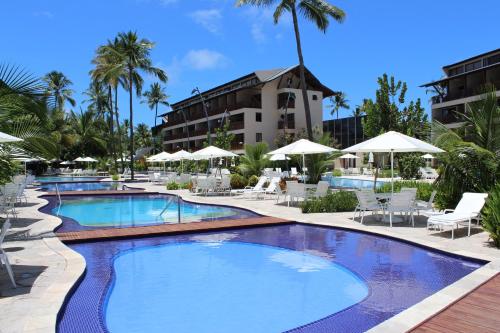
0;182;499;333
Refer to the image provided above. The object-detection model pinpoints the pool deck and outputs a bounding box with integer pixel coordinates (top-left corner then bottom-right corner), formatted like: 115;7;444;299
0;182;499;333
57;216;292;243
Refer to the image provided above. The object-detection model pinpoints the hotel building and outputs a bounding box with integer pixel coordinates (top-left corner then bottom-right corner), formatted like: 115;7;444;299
421;48;500;128
153;65;334;153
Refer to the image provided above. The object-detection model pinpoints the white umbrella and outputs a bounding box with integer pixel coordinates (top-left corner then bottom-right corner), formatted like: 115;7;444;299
0;131;23;143
268;139;337;175
421;154;434;159
170;150;193;172
192;146;237;170
268;153;290;161
344;131;444;193
60;161;74;165
338;153;359;169
147;151;172;162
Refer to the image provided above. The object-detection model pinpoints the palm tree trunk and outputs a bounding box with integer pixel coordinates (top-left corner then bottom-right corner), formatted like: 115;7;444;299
128;66;135;180
108;85;118;172
291;6;313;141
154;103;158;154
114;86;125;173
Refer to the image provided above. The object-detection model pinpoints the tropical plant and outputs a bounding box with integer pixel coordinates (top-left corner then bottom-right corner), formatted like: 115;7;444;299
230;173;248;189
248;175;260;187
134;123;152;148
397;153;425;179
67;109;107;157
238;142;270;176
213;122;235;151
42;71;76;112
482;183;500;248
0;154;18;185
328;92;349;139
301;190;357;213
306;133;339;183
236;0;345;140
142;82;169;153
376;180;435;202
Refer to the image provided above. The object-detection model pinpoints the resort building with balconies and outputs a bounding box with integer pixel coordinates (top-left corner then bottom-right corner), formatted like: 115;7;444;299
154;65;334;153
421;48;500;128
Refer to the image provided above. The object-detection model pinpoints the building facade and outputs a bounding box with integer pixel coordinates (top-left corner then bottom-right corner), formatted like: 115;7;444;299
421;48;500;128
153;66;334;153
323;115;366;149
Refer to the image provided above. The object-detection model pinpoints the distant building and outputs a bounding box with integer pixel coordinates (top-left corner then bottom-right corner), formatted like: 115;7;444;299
153;65;334;153
323;115;366;149
421;48;500;128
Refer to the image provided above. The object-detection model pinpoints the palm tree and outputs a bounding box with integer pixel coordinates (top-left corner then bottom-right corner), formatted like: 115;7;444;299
135;123;152;148
352;105;364;145
91;38;128;172
68;109;107;156
328;92;349;145
142;82;169;153
236;0;345;140
42;71;76;112
238;142;270;176
83;81;108;119
113;31;167;179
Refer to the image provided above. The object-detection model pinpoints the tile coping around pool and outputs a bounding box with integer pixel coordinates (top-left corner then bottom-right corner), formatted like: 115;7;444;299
16;186;500;333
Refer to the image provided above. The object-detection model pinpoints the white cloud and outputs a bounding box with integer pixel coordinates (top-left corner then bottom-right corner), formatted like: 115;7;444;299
189;9;223;34
33;11;54;19
244;6;291;44
182;49;228;70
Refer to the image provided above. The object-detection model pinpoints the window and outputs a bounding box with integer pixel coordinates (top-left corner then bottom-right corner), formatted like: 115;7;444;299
255;112;262;122
485;54;500;66
465;60;482;73
278;92;295;109
312;94;318;100
256;133;263;142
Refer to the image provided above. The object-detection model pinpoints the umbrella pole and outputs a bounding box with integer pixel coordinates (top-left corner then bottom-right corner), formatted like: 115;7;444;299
391;150;394;195
302;154;306;181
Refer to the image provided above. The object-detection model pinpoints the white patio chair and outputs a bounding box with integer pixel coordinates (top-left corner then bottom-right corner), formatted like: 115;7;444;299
415;190;437;214
179;173;192;185
217;176;232;196
351;167;361;175
286;181;306;206
354;190;385;224
254;177;281;199
290;167;298;177
0;219;16;288
239;176;268;196
427;193;488;239
307;181;330;199
385;192;416;227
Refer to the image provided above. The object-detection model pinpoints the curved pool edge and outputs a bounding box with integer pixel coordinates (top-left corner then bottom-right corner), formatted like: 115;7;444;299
27;186;500;333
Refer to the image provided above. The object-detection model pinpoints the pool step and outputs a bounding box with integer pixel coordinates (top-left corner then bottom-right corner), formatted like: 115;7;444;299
57;216;293;243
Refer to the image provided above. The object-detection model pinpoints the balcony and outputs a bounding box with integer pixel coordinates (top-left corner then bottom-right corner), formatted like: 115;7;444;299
278;120;295;129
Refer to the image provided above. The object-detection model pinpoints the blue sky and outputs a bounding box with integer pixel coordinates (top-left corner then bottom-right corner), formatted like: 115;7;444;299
2;0;499;127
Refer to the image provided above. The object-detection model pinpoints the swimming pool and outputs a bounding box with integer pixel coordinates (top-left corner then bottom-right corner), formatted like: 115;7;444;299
39;181;120;192
43;194;260;232
324;176;386;189
57;224;484;333
36;176;102;183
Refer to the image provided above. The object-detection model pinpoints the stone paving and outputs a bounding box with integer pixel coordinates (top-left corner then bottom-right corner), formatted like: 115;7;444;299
0;182;498;333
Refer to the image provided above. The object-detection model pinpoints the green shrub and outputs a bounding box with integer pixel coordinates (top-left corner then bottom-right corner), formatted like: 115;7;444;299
376;180;435;201
398;153;425;179
248;175;259;187
0;156;17;185
483;183;500;248
230;174;248;189
332;169;342;177
301;191;358;213
377;168;399;178
166;181;180;190
180;182;191;190
111;173;119;181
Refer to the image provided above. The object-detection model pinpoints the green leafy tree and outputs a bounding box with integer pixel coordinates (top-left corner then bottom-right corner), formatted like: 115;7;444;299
134;123;152;148
236;0;345;140
213;122;235;150
306;132;339;183
42;71;76;112
68;109;107;157
328;92;349;139
142;82;169;153
238;142;270;176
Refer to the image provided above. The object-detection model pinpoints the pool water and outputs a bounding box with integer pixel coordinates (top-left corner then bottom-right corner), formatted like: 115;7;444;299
40;181;119;192
51;194;259;232
36;176;101;183
58;224;484;333
106;242;369;333
325;176;386;189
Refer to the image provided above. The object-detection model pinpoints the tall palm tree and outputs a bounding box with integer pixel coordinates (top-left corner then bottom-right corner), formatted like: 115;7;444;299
142;82;169;153
68;109;107;156
42;71;76;112
352;105;364;144
113;31;167;179
91;38;128;172
83;81;108;119
135;123;153;148
328;92;349;145
236;0;345;140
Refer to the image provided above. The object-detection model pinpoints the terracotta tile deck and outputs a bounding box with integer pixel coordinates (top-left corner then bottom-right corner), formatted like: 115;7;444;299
409;273;500;333
57;216;292;243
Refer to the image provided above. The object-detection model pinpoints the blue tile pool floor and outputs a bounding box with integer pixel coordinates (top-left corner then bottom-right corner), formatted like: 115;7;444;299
57;224;484;333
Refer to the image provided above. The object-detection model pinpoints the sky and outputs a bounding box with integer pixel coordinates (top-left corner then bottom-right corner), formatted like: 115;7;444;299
1;0;499;127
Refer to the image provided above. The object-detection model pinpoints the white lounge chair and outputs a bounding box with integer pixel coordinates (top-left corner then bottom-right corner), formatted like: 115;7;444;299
254;177;281;199
0;219;16;288
415;190;437;214
427;193;488;239
239;176;268;196
354;190;385;224
307;181;330;199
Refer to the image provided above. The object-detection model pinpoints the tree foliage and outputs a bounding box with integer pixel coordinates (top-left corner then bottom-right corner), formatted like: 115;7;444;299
238;142;270;176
